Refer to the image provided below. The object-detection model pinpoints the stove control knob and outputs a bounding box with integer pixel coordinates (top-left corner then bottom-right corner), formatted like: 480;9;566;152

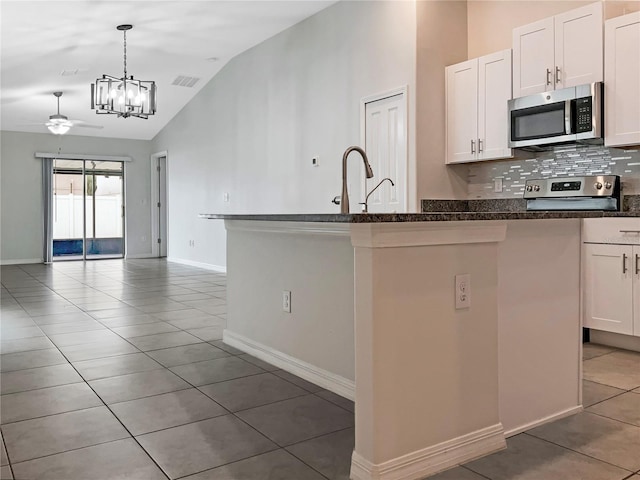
594;182;603;190
533;185;541;192
605;182;613;190
526;185;533;192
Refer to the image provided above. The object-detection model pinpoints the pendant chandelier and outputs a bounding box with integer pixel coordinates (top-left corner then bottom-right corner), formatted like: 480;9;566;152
90;24;156;119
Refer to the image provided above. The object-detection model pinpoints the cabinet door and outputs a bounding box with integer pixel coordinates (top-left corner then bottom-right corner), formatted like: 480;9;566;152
554;2;603;89
478;50;512;161
634;246;640;337
605;11;640;147
446;59;478;164
513;17;554;97
583;243;634;335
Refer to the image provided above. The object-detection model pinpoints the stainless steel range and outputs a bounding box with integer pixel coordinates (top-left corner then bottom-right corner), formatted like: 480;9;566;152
524;175;621;211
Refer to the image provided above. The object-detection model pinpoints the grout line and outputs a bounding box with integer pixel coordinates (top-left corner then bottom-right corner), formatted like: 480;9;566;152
459;464;492;479
581;409;640;430
522;432;637;473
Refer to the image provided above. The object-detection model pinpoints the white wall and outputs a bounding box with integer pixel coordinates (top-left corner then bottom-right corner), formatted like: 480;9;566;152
226;223;355;385
0;131;152;263
151;0;417;269
416;0;470;201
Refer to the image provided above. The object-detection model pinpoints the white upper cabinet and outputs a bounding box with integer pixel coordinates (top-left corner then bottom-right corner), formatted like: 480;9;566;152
513;2;603;98
478;51;513;161
605;11;640;147
513;17;555;97
446;59;478;164
446;50;512;164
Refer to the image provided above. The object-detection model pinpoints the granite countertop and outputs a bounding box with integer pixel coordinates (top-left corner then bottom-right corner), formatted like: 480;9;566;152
199;210;639;223
200;195;640;223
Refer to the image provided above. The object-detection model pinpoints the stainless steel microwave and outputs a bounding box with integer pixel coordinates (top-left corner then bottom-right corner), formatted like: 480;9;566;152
508;82;603;150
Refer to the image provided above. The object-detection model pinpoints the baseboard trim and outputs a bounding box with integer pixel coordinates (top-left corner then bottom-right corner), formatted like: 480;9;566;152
350;423;506;480
589;330;640;353
504;405;583;438
167;257;227;273
125;253;156;259
223;330;355;400
0;258;42;266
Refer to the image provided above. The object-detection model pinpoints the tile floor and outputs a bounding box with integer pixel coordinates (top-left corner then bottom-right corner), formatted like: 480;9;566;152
0;259;639;480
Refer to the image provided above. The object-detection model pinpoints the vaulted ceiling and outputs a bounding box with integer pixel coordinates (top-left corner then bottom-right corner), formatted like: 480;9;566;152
0;1;334;140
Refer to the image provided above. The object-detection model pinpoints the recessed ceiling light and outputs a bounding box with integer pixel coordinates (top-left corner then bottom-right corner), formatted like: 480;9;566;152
60;69;79;76
206;57;219;62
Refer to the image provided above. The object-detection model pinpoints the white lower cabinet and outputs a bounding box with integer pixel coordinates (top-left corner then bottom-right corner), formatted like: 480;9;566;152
582;218;640;336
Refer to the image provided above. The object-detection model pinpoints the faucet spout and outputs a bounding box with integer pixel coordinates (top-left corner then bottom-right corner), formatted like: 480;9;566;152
340;146;374;214
361;177;394;213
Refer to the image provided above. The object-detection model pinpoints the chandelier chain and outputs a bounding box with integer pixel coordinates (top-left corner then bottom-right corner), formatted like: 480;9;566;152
123;29;127;79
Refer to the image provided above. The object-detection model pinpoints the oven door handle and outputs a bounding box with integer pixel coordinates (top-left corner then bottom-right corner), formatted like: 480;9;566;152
564;100;573;135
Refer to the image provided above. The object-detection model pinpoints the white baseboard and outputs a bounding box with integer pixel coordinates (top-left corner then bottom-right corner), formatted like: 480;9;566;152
0;258;42;266
167;257;227;273
125;253;155;259
504;405;583;438
350;423;506;480
223;330;355;400
590;330;640;353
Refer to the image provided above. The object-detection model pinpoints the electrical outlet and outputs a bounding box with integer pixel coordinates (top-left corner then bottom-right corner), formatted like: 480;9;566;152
494;178;503;193
455;274;471;309
282;291;291;313
223;192;230;202
312;156;319;167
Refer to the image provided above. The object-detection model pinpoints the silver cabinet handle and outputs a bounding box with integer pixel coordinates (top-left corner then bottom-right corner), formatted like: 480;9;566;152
546;68;552;86
478;138;483;152
555;66;561;84
636;254;639;275
471;139;475;154
620;230;640;234
623;253;628;274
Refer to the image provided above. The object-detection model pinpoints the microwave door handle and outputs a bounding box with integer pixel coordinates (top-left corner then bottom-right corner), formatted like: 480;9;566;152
565;100;573;134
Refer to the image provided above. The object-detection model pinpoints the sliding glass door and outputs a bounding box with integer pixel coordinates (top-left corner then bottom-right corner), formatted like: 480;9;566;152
52;160;124;260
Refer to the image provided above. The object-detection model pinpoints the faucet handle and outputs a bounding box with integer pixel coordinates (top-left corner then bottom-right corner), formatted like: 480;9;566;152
331;195;341;205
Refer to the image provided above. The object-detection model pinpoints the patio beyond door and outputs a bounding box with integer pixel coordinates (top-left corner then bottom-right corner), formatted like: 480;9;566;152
52;160;124;260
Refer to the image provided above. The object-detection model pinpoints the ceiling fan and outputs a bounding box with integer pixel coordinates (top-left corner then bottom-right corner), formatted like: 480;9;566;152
27;92;104;135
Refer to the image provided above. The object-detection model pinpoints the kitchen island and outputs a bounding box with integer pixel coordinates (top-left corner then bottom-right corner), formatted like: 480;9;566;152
201;212;595;479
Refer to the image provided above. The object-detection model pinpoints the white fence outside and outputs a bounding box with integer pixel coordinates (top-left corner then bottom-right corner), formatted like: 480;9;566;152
53;194;123;239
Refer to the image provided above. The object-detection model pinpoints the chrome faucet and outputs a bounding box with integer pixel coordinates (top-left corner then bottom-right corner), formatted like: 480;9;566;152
360;178;394;213
337;146;374;214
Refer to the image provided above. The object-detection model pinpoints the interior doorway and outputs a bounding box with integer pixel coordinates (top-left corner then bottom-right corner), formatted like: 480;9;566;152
52;159;125;260
151;152;168;257
361;88;408;213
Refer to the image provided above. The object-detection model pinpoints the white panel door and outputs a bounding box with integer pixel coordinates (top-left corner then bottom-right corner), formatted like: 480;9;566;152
583;243;634;335
634;246;640;337
364;93;406;213
513;17;554;97
554;2;603;89
446;59;478;164
605;11;640;147
478;49;512;161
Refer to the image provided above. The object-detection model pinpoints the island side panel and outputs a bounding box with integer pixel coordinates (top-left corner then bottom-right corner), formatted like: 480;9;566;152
352;223;506;476
225;221;356;390
498;219;582;435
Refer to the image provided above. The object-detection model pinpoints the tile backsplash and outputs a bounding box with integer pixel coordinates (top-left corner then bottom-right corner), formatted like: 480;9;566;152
468;146;640;199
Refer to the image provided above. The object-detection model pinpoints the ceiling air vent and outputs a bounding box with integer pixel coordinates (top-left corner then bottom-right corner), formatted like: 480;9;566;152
171;75;200;88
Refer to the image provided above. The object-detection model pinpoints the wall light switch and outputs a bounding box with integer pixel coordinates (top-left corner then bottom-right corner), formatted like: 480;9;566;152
223;192;230;202
312;156;319;167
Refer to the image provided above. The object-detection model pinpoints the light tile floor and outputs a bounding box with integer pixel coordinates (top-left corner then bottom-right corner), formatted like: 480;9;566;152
0;259;639;480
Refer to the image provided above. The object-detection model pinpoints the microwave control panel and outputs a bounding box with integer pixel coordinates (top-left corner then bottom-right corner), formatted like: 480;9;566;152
575;97;593;133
